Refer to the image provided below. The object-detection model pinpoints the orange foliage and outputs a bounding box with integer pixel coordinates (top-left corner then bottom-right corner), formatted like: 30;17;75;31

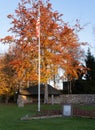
0;54;15;95
0;0;85;90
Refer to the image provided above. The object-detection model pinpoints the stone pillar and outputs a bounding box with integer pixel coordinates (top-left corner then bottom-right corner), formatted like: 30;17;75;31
51;95;54;105
17;95;24;107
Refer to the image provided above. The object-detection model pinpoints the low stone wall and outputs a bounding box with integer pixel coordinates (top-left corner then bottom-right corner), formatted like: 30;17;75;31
54;94;95;104
17;94;95;105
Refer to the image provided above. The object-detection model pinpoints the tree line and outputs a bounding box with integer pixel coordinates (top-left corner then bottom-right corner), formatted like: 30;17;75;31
63;48;95;94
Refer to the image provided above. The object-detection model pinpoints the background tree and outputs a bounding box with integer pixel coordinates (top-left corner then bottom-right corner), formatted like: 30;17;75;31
85;48;95;80
71;48;95;94
0;52;15;103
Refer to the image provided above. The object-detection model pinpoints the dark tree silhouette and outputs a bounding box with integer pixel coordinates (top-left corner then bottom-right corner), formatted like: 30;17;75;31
85;48;95;80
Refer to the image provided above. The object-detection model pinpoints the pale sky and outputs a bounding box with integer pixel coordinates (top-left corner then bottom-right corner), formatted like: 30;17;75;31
0;0;95;54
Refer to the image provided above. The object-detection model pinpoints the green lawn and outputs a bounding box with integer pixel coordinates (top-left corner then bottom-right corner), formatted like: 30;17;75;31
0;104;95;130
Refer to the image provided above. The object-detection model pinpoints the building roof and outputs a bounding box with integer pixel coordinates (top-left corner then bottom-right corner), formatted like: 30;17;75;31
20;84;61;96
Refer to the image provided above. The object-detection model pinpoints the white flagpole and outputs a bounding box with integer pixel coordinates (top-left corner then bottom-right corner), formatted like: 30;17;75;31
38;0;40;112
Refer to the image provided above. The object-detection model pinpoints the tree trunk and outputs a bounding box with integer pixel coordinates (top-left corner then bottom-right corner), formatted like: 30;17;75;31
27;80;29;88
44;84;48;104
69;81;72;94
5;95;9;104
67;81;70;94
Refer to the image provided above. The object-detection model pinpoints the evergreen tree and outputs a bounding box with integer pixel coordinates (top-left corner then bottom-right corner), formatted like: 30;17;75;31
85;48;95;80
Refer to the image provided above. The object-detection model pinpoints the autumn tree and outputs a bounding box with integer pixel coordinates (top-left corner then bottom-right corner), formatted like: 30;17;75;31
0;55;7;97
0;52;15;103
59;25;85;93
1;0;85;102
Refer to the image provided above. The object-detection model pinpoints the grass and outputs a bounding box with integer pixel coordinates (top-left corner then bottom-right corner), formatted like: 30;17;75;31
0;103;95;130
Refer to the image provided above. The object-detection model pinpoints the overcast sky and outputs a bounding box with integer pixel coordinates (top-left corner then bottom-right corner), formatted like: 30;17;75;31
0;0;95;54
